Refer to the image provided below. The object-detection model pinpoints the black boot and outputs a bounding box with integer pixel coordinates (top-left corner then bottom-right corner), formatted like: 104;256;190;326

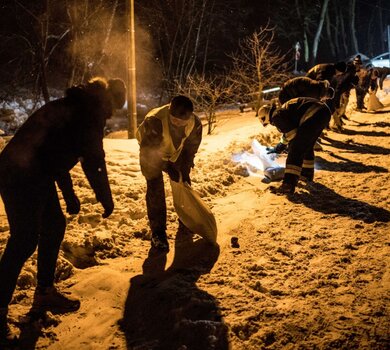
0;308;18;347
31;286;80;314
151;231;169;252
300;168;314;182
269;182;295;195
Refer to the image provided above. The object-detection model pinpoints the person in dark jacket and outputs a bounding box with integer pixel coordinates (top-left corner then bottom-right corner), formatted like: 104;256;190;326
265;76;333;154
258;97;331;194
306;61;347;81
375;67;390;90
304;61;358;131
136;95;202;251
330;62;359;130
355;67;375;111
278;76;331;105
0;77;126;346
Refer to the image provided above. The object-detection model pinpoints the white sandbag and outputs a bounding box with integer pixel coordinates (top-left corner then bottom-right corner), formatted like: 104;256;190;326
251;139;280;170
170;179;217;243
263;166;285;182
367;91;384;111
252;140;285;182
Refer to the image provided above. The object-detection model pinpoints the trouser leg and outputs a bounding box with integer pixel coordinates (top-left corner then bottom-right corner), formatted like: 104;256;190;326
332;110;342;129
284;109;330;188
339;92;349;116
355;88;366;109
146;175;166;235
37;182;66;288
0;185;44;307
301;149;315;180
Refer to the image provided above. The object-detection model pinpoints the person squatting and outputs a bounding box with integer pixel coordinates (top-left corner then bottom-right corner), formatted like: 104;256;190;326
0;77;126;346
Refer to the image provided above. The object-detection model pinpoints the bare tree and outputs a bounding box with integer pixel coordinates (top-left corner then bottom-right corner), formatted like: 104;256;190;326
177;74;233;135
10;0;70;102
137;0;240;99
65;0;120;86
229;26;290;115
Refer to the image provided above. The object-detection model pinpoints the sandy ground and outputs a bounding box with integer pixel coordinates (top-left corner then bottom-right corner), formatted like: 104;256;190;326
0;84;389;350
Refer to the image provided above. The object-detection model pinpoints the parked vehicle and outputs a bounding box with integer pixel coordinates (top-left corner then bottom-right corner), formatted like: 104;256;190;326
371;52;390;68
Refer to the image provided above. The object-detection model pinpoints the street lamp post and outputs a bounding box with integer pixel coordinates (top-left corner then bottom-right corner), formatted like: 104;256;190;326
127;0;137;139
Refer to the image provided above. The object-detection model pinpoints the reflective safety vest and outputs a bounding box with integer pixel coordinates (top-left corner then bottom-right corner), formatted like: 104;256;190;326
136;104;195;162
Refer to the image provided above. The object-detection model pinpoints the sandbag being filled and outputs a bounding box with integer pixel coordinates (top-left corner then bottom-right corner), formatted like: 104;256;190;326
170;179;217;243
367;91;384;111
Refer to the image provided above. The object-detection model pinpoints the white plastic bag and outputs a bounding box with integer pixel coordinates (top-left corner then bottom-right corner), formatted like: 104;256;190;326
367;91;384;111
251;139;285;181
170;180;217;243
251;139;281;169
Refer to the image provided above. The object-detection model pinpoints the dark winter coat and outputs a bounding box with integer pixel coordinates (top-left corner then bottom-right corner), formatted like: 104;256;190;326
329;62;358;110
278;77;329;105
271;97;331;142
306;63;337;82
375;67;390;90
0;79;124;215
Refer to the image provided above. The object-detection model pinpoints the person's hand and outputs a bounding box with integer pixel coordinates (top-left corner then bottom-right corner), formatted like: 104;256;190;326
181;167;191;185
101;199;114;218
266;142;287;154
66;194;81;215
166;163;180;182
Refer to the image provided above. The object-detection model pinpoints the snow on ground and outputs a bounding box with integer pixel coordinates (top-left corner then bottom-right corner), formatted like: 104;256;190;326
0;82;390;349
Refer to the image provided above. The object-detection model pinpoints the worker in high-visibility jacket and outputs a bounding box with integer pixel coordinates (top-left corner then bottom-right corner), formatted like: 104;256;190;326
136;95;202;251
265;76;334;154
258;97;331;194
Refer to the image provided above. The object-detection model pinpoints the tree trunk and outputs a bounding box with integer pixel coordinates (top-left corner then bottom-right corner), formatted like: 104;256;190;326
339;5;348;56
366;2;376;56
187;0;207;77
166;0;185;83
378;0;385;52
39;1;50;103
332;2;341;58
96;0;118;67
295;0;309;66
202;0;215;76
39;50;50;103
325;9;336;59
349;0;359;53
310;0;330;66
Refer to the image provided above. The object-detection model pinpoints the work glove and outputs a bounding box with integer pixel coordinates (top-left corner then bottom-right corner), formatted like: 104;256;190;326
65;194;81;215
266;142;288;154
166;163;180;182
